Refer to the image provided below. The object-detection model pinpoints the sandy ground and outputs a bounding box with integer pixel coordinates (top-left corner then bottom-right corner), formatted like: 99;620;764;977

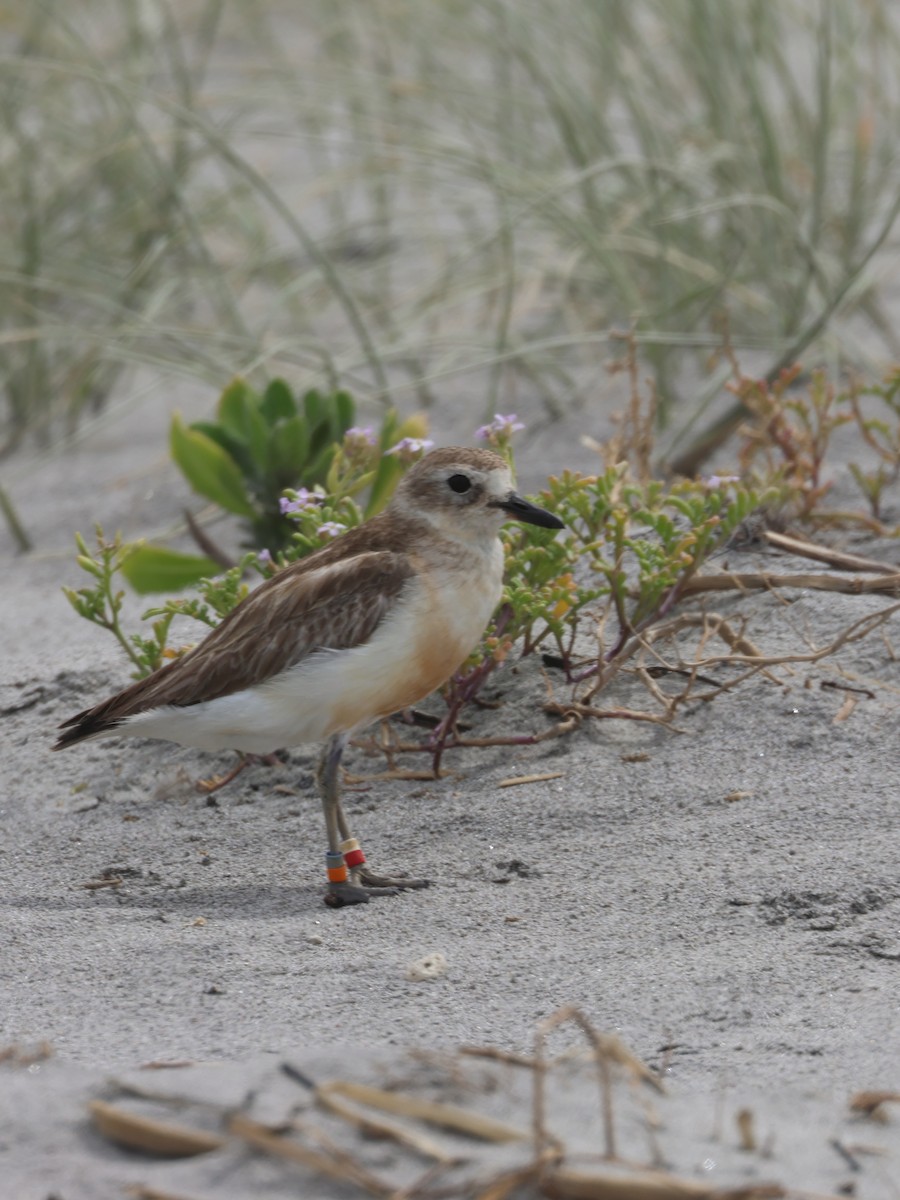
2;372;900;1198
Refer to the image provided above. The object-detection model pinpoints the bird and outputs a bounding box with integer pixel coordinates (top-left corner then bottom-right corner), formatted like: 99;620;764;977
54;446;564;906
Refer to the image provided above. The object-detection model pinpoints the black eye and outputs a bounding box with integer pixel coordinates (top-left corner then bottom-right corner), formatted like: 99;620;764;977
447;473;471;494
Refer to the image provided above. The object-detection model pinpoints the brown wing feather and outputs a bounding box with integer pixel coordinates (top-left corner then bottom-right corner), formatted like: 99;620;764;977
54;547;414;748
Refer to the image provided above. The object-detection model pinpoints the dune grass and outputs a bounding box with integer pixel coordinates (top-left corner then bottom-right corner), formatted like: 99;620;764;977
2;0;900;464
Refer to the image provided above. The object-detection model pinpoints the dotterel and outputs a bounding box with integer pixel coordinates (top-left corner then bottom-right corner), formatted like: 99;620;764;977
54;446;564;906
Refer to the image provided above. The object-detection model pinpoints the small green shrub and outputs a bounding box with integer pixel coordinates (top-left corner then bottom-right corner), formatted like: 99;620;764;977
118;376;427;593
172;379;356;544
65;369;900;771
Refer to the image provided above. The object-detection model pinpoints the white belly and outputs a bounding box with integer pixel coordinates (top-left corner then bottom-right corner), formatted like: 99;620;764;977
121;544;504;754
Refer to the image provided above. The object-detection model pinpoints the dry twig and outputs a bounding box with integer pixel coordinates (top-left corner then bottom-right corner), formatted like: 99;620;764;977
680;571;900;597
762;530;900;575
89;1099;224;1158
228;1111;391;1197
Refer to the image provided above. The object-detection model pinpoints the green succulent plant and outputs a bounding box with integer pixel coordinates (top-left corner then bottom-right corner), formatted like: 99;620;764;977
172;377;357;550
116;378;426;594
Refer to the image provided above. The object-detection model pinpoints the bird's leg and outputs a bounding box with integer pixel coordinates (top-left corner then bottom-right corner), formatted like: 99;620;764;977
195;751;253;795
333;793;430;893
318;733;396;906
317;733;429;907
196;750;283;795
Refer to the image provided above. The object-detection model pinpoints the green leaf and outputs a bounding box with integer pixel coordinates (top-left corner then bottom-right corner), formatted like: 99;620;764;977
260;378;297;425
267;414;309;483
307;443;337;484
120;545;221;595
189;420;254;477
216;379;268;471
217;378;254;438
365;454;404;516
302;388;323;430
333;389;356;438
170;413;256;517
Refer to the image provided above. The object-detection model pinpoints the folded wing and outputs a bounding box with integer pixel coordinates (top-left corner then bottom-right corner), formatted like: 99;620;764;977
54;550;414;748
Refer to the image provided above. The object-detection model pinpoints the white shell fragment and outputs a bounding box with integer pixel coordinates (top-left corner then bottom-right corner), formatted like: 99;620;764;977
405;952;448;982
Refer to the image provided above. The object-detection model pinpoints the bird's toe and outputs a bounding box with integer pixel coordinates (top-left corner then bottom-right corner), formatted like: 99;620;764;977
357;868;430;891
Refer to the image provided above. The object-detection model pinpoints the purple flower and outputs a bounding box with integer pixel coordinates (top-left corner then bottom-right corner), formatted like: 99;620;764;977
475;413;525;442
257;548;272;565
342;425;378;467
318;521;346;539
704;474;740;488
386;436;434;462
344;426;376;447
279;488;317;515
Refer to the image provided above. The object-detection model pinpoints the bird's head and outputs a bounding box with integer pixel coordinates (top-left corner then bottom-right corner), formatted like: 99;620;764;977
390;446;564;542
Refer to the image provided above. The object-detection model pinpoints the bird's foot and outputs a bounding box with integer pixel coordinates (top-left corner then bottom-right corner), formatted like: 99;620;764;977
323;866;430;907
356;867;430;891
324;879;400;907
322;841;430;906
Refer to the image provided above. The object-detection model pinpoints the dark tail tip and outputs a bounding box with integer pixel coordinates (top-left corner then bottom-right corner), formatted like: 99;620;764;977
53;709;119;751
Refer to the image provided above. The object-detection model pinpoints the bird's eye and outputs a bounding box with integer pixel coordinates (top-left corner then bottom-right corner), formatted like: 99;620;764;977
447;474;471;494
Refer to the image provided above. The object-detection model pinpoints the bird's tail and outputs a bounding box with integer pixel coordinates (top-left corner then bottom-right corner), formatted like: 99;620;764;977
53;705;125;751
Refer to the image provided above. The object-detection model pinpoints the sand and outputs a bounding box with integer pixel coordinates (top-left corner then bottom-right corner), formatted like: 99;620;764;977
1;361;899;1196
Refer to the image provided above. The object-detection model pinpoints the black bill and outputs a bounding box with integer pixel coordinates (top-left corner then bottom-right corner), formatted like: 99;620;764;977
494;491;564;530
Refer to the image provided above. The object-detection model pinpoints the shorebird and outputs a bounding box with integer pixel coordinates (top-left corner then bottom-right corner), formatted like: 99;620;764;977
54;446;563;906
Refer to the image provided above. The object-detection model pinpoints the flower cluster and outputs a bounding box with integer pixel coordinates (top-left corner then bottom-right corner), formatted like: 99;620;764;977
279;488;320;515
387;436;434;464
342;426;378;467
318;521;346;539
475;413;525;448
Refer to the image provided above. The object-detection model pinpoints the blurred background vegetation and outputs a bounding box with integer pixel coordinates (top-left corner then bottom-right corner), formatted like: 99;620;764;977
2;0;899;466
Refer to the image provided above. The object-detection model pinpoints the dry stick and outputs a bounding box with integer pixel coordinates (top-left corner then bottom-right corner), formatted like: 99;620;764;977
89;1099;225;1158
820;679;875;699
762;530;900;575
315;1086;457;1164
381;713;581;759
637;615;782;698
849;1089;900;1116
392;1159;462;1200
459;1045;537;1068
657;614;775;676
227;1112;391;1197
183;507;236;571
345;768;452;784
646;615;777;688
539;1165;783;1199
637;605;900;709
679;571;900;597
578;610;712;704
320;1080;529;1144
538;1013;680;1200
570;599;898;725
634;667;674;712
665;602;900;672
832;694;858;723
690;613;762;658
497;771;565;788
533;1007;664;1169
682;664;782;705
127;1188;202;1200
476;1164;544;1200
545;702;683;730
371;583;895;774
